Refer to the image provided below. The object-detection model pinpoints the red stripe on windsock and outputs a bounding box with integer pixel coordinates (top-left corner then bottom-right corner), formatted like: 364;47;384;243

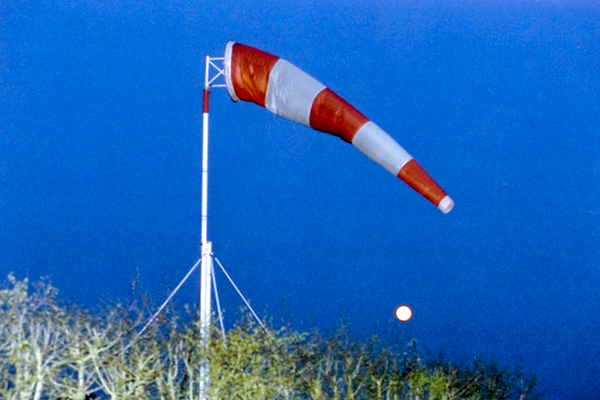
397;159;448;207
309;88;370;143
230;43;279;106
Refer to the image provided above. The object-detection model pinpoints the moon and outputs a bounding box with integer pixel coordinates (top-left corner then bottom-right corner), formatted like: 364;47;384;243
395;305;413;322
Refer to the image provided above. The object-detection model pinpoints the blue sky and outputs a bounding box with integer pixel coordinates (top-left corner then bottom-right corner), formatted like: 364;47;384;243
2;0;599;398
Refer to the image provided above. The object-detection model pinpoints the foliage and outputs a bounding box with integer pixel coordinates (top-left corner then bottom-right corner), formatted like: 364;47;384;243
0;274;540;399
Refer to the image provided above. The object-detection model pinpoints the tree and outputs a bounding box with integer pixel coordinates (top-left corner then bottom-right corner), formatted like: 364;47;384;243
0;274;541;400
0;274;69;400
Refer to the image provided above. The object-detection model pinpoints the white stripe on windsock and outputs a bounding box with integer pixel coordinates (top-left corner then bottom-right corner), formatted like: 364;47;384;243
352;121;413;175
265;59;326;127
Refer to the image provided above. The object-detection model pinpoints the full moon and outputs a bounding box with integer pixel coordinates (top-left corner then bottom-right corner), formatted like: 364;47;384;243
394;305;413;322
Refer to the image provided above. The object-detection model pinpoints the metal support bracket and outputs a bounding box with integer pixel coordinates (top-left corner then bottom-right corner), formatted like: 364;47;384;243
204;56;226;89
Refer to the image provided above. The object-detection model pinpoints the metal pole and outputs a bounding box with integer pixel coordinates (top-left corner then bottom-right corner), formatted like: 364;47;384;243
199;54;213;400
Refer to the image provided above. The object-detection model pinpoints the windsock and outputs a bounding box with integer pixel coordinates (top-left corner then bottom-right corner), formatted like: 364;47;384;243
223;41;454;213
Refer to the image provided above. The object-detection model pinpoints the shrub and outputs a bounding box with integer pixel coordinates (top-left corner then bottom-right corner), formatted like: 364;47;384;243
0;274;540;399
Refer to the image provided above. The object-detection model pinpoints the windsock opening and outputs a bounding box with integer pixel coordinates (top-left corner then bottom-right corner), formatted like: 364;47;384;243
438;196;455;214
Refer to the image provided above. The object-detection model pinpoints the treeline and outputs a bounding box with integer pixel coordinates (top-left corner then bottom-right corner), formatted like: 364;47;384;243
0;274;539;399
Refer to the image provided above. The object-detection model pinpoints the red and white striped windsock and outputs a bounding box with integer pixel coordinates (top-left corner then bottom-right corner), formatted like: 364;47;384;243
223;41;454;213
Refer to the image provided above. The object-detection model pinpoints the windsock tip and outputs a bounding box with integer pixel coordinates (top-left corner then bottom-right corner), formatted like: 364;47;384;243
438;196;454;214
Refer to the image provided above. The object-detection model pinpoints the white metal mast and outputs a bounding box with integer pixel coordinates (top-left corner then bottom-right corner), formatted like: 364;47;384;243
199;54;225;400
127;53;266;400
